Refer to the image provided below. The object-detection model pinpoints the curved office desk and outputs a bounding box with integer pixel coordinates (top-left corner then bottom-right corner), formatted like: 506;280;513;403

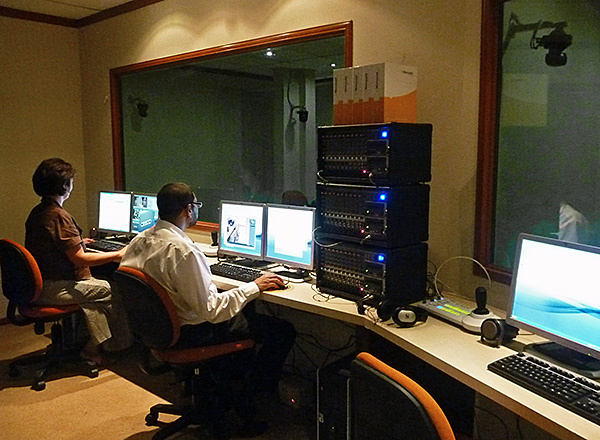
212;272;599;440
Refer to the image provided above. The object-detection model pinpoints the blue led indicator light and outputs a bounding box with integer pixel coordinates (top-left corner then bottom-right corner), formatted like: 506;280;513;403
381;130;388;138
377;254;385;262
379;193;387;201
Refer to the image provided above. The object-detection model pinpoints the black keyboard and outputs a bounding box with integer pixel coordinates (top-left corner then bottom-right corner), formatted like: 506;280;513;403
86;239;126;252
488;353;600;425
210;262;263;283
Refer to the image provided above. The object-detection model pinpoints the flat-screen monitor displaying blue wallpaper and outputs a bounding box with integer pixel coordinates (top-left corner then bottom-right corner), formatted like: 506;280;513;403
507;233;600;360
218;201;265;259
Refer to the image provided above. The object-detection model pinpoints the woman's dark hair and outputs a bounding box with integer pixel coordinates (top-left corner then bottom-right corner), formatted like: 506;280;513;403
32;158;75;197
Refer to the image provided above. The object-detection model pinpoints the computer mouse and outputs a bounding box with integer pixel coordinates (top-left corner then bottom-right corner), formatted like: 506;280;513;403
264;284;292;292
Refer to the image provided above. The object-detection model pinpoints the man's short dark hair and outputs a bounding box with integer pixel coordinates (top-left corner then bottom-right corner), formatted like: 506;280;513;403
32;158;75;197
157;182;195;221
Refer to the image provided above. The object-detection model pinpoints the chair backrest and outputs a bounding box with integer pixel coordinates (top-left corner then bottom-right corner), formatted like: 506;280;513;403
113;266;181;350
0;239;43;305
350;352;456;440
282;190;309;206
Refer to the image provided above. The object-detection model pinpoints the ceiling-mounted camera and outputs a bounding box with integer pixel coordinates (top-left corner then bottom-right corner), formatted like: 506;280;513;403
531;22;572;67
503;14;573;67
296;107;308;123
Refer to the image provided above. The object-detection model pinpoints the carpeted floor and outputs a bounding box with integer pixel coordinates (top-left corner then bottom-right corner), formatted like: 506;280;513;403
0;322;315;440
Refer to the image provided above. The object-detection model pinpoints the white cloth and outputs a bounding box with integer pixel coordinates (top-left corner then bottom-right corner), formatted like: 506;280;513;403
558;202;591;244
119;219;260;326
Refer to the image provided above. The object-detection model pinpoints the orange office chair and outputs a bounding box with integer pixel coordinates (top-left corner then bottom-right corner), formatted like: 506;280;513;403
0;238;98;391
351;352;471;440
113;266;255;440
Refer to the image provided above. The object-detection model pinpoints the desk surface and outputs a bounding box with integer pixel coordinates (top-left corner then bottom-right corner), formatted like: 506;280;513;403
212;272;600;440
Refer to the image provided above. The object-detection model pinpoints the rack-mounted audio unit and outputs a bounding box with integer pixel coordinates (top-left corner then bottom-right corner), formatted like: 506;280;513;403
317;182;429;247
315;241;427;306
317;122;432;186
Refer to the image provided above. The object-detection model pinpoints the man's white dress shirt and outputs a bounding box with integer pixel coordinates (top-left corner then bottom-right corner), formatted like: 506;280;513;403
120;219;260;326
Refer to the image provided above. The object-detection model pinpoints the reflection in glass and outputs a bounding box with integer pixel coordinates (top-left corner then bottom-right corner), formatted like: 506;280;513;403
493;0;600;269
119;36;345;223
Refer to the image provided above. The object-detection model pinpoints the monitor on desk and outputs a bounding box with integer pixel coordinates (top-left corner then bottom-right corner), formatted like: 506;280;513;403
507;233;600;375
264;204;315;277
98;191;132;235
131;193;159;234
218;200;266;263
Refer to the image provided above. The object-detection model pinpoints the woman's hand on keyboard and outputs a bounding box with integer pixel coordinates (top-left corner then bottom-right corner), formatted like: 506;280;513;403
254;273;285;291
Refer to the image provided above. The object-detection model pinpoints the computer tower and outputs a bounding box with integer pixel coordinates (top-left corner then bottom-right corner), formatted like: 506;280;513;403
317;356;354;440
317;182;429;247
317;122;432;186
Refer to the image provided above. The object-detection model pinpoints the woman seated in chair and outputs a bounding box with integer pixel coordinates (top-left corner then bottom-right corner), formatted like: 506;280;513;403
25;158;131;363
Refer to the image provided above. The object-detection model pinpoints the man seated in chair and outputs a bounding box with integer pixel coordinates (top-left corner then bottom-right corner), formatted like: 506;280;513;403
120;182;296;433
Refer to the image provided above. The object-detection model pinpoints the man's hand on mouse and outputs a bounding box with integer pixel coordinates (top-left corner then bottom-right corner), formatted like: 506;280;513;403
254;273;285;291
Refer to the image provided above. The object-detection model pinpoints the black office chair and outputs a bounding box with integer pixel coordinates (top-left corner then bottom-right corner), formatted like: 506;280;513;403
0;238;98;391
351;352;471;440
113;266;255;440
282;190;309;206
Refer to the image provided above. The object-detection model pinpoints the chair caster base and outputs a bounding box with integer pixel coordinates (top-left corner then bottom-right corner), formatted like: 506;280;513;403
32;380;46;391
145;413;158;425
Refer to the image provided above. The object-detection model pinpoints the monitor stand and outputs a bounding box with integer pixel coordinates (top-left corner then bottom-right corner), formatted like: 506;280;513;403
525;341;600;379
233;258;272;269
272;267;311;281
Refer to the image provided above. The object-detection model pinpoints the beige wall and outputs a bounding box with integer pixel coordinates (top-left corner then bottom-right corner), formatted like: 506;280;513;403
1;0;511;311
0;17;88;311
1;17;87;241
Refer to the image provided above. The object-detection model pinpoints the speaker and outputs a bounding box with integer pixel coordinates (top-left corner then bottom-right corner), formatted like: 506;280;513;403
480;318;518;347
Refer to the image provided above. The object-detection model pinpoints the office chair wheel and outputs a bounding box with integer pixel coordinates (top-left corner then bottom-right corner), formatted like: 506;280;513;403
32;380;46;391
145;413;158;425
9;364;20;377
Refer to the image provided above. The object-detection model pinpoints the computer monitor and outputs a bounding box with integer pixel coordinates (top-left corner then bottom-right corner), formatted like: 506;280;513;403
97;190;132;235
507;233;600;377
131;193;159;234
218;200;266;263
264;204;316;277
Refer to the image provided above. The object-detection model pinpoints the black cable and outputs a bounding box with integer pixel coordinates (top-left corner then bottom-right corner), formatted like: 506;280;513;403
516;414;526;440
298;331;356;354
